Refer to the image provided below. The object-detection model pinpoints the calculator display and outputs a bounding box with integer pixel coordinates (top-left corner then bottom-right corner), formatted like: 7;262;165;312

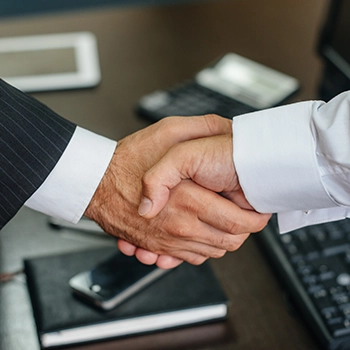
0;32;100;92
0;48;76;78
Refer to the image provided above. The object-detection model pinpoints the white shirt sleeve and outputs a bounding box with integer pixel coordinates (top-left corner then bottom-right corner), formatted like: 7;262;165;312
233;91;350;233
24;126;117;223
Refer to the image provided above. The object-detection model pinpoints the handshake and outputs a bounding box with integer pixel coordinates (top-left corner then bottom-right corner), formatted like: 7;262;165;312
85;115;271;269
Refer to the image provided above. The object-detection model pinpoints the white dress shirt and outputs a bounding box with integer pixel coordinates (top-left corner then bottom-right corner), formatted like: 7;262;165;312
25;126;116;223
233;91;350;232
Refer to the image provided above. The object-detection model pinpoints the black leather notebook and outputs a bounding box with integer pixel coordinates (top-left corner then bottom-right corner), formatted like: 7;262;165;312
24;247;229;348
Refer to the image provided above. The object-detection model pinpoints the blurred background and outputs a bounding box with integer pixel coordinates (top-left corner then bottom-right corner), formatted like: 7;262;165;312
3;1;350;350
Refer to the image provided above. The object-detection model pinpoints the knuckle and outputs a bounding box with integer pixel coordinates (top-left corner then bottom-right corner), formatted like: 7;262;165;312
226;234;250;252
153;117;175;139
158;116;179;133
224;214;269;235
227;220;240;235
211;249;226;259
203;113;229;133
188;255;207;266
141;171;152;187
203;114;221;131
175;225;191;238
142;169;160;191
157;116;171;127
227;241;243;252
252;215;270;233
203;113;221;122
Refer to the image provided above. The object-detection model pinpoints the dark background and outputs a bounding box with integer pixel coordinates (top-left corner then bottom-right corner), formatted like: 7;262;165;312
0;0;203;18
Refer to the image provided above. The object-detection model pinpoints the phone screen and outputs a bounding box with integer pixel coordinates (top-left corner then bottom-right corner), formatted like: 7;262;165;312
88;254;159;299
69;252;168;310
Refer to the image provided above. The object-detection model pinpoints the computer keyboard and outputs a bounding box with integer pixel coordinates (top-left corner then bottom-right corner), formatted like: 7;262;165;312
136;80;256;122
256;216;350;350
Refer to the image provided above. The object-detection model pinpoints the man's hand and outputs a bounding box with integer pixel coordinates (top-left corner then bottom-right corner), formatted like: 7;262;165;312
128;133;271;267
85;115;269;268
138;134;253;218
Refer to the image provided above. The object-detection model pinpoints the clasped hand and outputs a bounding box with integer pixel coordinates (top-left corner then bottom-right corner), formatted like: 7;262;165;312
85;115;271;269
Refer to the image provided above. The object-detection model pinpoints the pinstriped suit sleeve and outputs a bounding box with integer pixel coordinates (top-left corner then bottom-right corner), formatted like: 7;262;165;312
0;79;76;229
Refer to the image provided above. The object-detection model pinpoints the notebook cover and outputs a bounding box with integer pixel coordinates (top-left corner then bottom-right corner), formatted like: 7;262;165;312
24;247;228;347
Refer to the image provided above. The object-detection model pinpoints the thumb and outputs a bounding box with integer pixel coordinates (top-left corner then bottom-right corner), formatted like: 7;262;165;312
138;150;188;218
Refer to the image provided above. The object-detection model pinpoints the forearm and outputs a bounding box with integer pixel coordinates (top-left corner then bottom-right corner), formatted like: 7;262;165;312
233;91;350;231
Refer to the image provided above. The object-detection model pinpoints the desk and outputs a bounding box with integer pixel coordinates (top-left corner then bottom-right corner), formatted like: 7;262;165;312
0;0;329;349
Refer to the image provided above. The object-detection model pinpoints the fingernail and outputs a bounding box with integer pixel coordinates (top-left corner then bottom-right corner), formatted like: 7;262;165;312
138;197;153;216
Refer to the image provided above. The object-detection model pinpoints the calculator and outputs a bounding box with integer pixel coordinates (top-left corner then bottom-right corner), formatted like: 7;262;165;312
136;53;300;122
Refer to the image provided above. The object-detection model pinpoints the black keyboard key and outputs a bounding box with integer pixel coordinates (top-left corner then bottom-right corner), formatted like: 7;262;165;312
324;244;350;257
313;256;348;277
332;320;350;338
312;288;334;310
329;285;346;296
320;271;337;281
327;316;343;327
296;230;320;257
337;273;350;286
339;304;350;317
322;306;340;320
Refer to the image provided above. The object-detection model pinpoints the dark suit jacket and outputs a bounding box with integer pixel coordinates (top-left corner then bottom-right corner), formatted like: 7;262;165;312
0;79;76;229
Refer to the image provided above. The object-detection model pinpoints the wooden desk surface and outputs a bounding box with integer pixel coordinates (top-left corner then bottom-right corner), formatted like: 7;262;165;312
0;0;330;349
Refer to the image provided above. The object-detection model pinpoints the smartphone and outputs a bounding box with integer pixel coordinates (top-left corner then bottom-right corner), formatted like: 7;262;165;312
69;252;169;311
136;52;300;122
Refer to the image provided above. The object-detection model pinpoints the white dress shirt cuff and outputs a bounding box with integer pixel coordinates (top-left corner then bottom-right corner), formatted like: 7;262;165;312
277;207;350;233
233;101;337;214
25;126;117;223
